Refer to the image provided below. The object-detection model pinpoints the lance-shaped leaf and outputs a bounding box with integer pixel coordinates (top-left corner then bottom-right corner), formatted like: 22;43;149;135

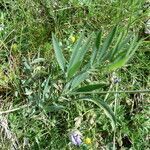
70;72;89;90
79;98;116;130
52;33;66;72
76;83;107;92
63;72;89;92
107;35;142;71
97;26;117;62
107;57;128;71
108;32;124;60
67;33;92;78
90;30;102;66
125;36;142;59
68;32;84;69
110;34;131;61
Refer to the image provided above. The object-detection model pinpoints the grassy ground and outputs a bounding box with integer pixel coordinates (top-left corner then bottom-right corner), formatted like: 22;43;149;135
0;0;150;150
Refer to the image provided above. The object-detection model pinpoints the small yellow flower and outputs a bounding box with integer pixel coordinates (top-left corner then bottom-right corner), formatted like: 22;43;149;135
70;36;76;43
11;43;18;51
84;137;92;145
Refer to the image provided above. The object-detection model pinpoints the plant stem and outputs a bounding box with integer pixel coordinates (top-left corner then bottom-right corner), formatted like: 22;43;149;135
66;89;150;95
113;83;119;150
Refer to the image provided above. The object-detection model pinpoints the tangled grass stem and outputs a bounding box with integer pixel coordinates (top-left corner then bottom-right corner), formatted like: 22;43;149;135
0;104;29;115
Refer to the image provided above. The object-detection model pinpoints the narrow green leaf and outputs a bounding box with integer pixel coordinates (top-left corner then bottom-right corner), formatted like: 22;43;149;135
108;36;141;71
109;33;123;60
126;36;141;58
70;72;89;90
95;30;102;50
24;61;31;70
91;31;102;65
23;57;31;70
80;98;116;130
76;83;107;92
111;35;131;60
52;33;66;72
31;58;45;64
67;61;81;79
67;32;85;70
97;26;117;62
63;72;89;92
127;40;142;59
42;75;51;100
67;33;92;78
107;57;127;71
45;104;65;112
126;36;137;56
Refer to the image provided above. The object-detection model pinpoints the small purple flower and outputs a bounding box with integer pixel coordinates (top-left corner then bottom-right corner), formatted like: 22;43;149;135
111;72;121;84
113;77;121;84
70;130;82;146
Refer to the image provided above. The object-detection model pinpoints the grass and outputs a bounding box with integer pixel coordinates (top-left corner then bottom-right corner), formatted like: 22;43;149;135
0;0;150;149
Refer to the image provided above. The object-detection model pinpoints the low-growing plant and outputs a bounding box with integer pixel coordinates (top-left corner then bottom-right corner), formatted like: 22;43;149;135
52;26;142;131
0;0;149;149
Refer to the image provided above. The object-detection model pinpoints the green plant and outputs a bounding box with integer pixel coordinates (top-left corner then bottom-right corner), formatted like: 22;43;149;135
52;26;142;130
1;0;149;149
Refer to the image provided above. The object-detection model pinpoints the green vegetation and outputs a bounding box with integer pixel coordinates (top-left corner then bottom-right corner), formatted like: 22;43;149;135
0;0;150;149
